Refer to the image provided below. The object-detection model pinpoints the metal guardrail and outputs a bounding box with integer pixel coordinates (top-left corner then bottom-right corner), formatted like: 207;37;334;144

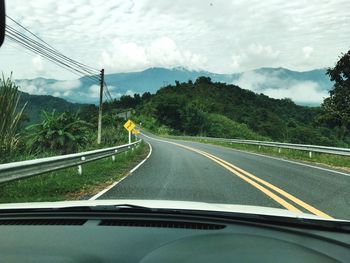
168;136;350;157
0;140;142;184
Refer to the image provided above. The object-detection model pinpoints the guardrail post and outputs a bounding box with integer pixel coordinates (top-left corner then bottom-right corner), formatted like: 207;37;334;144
78;156;86;175
259;145;261;150
278;148;281;154
78;165;82;175
309;151;312;158
112;149;118;162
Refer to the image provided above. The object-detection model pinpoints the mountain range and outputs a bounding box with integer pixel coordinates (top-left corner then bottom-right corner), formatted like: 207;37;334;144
15;67;333;106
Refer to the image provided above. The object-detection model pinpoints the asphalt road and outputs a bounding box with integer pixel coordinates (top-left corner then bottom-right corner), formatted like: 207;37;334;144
99;131;350;220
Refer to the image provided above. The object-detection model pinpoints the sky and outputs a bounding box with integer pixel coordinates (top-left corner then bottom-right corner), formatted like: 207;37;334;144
0;0;349;81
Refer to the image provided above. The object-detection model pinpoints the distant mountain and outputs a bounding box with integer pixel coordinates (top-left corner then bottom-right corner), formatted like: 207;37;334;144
18;92;83;125
15;67;333;106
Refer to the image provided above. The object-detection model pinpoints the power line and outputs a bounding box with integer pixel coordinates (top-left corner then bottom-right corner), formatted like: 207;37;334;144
5;26;100;79
103;81;114;102
5;40;98;84
4;16;100;84
5;30;100;83
6;15;100;73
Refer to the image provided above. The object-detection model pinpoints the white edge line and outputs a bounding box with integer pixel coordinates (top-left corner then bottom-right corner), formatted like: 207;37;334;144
89;142;153;200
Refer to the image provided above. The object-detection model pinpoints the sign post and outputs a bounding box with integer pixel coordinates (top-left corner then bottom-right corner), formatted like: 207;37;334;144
123;119;136;144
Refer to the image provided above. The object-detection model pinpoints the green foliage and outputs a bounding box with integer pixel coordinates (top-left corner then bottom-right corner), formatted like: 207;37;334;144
203;114;267;140
136;77;347;145
26;110;92;154
318;50;350;138
100;125;128;146
0;75;26;160
18;91;81;125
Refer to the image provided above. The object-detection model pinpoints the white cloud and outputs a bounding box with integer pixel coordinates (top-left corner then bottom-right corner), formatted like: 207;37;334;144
264;82;328;104
234;69;329;104
1;0;349;78
99;36;207;72
230;44;281;72
50;79;82;91
235;69;283;92
88;84;100;97
16;79;82;96
32;56;44;74
303;46;314;59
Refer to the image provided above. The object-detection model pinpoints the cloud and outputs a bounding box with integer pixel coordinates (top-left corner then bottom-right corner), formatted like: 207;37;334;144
264;81;328;104
302;46;314;59
230;44;281;72
32;56;44;74
99;36;207;72
234;69;329;104
16;79;82;96
1;0;349;79
235;70;282;92
88;84;100;97
50;79;82;91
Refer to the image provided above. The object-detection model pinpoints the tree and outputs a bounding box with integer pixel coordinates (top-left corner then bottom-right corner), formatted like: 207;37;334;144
141;92;152;101
26;110;92;154
319;50;350;136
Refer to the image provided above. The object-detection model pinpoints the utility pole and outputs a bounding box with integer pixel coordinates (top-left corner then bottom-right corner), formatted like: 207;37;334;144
97;68;104;144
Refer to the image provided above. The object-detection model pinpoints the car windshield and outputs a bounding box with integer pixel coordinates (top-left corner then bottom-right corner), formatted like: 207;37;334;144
0;0;349;222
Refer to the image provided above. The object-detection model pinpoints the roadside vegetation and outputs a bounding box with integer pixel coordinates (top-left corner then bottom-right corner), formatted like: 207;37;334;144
0;76;148;202
0;142;147;203
0;77;132;164
0;75;27;163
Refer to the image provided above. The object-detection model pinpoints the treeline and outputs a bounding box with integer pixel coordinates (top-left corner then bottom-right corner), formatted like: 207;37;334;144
103;64;350;147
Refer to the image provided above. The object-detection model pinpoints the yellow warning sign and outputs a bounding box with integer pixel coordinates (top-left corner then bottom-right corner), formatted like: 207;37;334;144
132;129;140;135
123;119;136;132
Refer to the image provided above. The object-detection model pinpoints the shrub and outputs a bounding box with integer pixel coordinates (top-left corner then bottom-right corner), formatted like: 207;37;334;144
0;75;26;161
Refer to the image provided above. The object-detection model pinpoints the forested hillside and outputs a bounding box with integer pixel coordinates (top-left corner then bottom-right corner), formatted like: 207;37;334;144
18;91;83;125
128;77;348;146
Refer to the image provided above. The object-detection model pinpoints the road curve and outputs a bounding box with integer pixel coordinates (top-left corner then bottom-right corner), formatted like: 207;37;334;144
98;131;350;220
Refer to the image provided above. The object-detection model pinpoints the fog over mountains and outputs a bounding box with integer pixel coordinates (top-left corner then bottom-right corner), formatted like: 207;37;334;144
15;67;332;106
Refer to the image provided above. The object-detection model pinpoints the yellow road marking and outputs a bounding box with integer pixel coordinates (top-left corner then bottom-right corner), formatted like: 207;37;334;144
142;133;333;219
201;151;333;219
175;143;301;213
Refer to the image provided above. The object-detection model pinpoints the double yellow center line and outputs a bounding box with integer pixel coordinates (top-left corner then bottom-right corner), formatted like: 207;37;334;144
144;134;332;219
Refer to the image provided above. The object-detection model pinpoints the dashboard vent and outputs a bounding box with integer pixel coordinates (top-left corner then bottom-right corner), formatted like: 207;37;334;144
99;219;225;230
0;219;86;225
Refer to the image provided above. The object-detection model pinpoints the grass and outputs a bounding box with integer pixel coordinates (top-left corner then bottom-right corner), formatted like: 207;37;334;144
0;142;149;203
175;138;350;171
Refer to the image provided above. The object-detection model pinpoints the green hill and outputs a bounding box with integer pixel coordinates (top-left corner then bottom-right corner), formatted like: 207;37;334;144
18;92;83;125
136;77;345;146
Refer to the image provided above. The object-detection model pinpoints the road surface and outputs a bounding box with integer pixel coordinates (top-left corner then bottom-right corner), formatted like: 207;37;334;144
98;131;350;220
